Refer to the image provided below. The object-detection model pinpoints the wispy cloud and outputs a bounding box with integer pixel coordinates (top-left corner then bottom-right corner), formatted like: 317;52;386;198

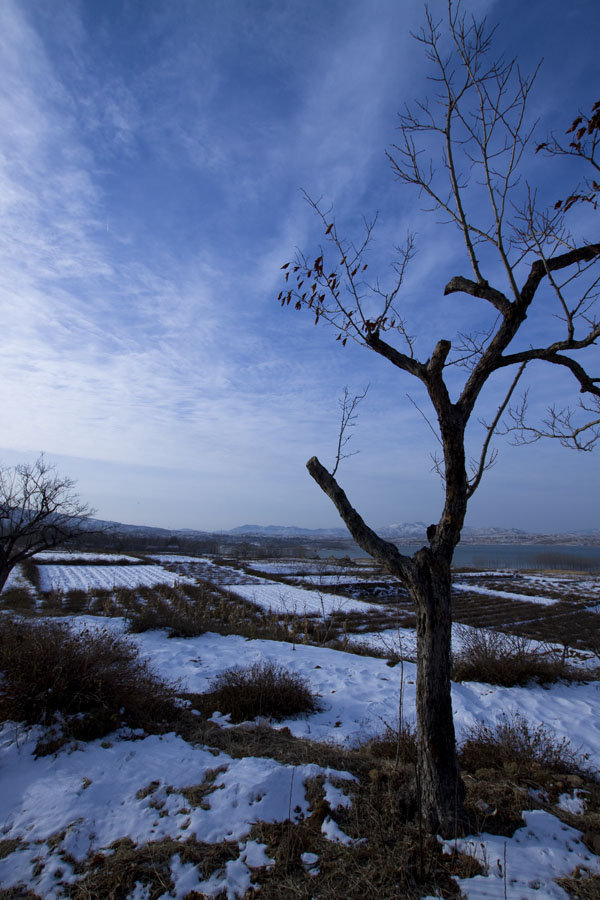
0;0;596;530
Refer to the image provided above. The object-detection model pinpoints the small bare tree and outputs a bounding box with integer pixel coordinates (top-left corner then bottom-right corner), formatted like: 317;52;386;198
0;455;93;592
279;4;599;833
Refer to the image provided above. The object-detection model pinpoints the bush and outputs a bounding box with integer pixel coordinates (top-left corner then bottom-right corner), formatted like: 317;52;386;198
198;660;320;723
0;617;179;745
362;722;418;767
460;711;590;776
126;593;209;637
452;626;573;686
0;586;35;612
20;558;41;592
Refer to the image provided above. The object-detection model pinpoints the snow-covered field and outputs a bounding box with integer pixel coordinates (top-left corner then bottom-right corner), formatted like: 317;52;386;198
292;573;385;585
243;560;374;575
227;581;385;616
37;564;195;592
60;616;600;762
453;581;560;606
349;622;600;670
1;556;599;898
36;551;144;562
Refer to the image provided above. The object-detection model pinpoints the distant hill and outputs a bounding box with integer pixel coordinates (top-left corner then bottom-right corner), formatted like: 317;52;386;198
76;517;599;546
214;522;599;545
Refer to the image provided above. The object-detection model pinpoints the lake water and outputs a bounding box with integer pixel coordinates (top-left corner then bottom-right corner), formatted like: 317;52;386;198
318;543;600;572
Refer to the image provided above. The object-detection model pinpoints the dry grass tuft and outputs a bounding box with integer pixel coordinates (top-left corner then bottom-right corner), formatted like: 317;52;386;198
460;711;591;778
361;722;418;769
196;660;320;723
0;616;180;749
0;586;35;612
452;626;577;686
557;869;600;899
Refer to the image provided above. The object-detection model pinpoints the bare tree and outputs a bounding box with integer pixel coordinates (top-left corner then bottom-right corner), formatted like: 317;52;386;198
279;3;599;833
0;455;94;593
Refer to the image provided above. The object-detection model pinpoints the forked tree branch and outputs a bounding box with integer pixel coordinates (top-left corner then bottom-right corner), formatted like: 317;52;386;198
306;456;414;580
444;276;512;315
503;394;600;452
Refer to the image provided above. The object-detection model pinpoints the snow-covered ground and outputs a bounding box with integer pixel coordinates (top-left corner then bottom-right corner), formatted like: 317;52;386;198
227;581;386;616
2;566;32;592
1;615;599;898
435;811;600;900
292;573;386;585
1;557;600;899
0;724;354;899
243;560;369;575
453;581;559;606
349;622;600;670
59;618;595;762
36;551;144;562
37;564;195;592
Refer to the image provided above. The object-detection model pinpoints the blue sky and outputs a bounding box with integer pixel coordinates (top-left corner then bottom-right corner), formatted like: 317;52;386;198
0;0;598;533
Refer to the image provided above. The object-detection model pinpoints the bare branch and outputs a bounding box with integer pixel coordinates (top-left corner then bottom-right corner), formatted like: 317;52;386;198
407;393;443;446
331;385;369;477
467;361;527;497
306;456;413;579
279;194;418;355
444;276;511;316
503;394;600;451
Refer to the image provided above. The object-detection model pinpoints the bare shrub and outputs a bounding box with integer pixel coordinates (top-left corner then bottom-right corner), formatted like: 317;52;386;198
0;586;35;612
0;617;180;746
452;626;575;686
460;712;591;777
126;593;209;637
63;589;90;614
198;660;320;723
20;558;40;592
363;722;418;768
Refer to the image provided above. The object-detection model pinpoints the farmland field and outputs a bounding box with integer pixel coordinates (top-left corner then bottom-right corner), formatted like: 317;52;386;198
1;549;599;898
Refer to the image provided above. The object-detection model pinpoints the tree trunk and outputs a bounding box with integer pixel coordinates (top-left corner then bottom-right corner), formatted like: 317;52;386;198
411;547;466;835
0;563;11;594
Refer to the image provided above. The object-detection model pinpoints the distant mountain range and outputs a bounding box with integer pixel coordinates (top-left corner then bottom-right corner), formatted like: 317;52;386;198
81;517;599;546
225;522;600;545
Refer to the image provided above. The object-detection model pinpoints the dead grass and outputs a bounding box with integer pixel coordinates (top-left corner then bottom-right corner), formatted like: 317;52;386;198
125;592;211;637
94;581;300;645
460;711;591;778
557;869;600;899
452;626;578;686
61;835;240;899
4;709;598;899
175;766;228;809
0;889;40;899
248;768;473;899
0;586;35;611
0;616;180;749
195;660;321;723
20;558;41;592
